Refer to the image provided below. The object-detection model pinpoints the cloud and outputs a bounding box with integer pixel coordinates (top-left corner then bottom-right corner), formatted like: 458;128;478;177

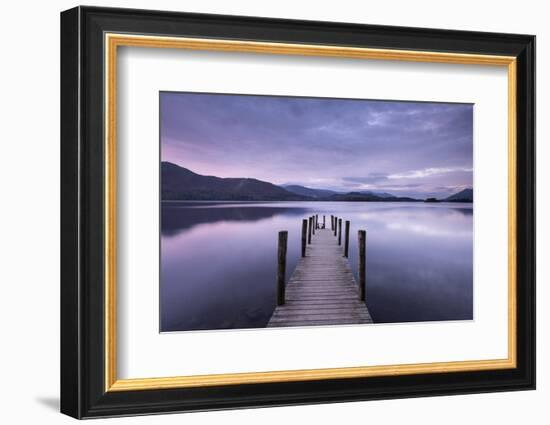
388;167;473;179
342;173;389;184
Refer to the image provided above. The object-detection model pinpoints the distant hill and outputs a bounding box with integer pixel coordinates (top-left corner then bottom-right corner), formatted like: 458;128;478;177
444;188;473;202
162;162;432;202
282;184;338;198
328;192;420;202
161;162;307;201
359;191;396;199
282;185;401;200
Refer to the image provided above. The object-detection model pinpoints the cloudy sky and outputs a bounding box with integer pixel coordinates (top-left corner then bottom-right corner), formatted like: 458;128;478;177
160;92;473;198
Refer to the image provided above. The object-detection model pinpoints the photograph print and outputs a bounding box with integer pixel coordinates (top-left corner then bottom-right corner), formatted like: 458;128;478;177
160;92;473;333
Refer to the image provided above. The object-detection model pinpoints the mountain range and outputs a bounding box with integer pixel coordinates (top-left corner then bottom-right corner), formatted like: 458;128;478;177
162;162;473;202
281;184;337;199
161;162;305;201
282;185;396;200
444;188;473;202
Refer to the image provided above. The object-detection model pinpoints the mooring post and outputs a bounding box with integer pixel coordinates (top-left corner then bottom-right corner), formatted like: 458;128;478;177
323;215;326;229
277;231;288;306
316;214;319;229
344;220;350;257
338;218;342;245
358;230;366;301
301;219;307;257
334;216;338;236
312;216;316;235
331;215;334;230
308;217;312;244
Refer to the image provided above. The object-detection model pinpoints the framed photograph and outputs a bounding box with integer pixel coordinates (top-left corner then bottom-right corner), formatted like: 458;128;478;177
60;6;535;419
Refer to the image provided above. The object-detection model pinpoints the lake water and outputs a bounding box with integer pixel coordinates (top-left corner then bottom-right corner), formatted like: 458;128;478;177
160;201;473;332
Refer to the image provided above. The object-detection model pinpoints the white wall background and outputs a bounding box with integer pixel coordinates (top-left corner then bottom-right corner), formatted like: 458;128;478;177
0;0;545;423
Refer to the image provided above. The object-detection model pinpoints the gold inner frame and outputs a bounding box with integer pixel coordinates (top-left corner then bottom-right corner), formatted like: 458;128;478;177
104;33;517;392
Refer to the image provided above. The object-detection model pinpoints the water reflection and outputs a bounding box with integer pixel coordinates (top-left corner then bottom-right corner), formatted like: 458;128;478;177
162;201;309;236
161;201;473;332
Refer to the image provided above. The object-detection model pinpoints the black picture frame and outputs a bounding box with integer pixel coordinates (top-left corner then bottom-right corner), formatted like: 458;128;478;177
61;5;535;419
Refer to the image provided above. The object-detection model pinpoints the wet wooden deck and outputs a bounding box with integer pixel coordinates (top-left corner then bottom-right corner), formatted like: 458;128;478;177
267;228;372;327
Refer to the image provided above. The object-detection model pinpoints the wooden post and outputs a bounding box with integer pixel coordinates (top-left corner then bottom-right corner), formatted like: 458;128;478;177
331;215;334;230
308;217;312;244
334;216;338;236
323;215;326;229
338;218;342;245
301;219;307;257
315;214;319;229
312;216;315;235
358;230;366;301
344;220;350;257
277;231;288;306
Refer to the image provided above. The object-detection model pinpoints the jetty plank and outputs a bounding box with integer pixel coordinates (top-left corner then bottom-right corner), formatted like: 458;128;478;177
267;227;372;327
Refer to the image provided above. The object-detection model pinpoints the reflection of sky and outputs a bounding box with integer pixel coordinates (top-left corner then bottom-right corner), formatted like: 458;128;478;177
358;207;472;238
161;93;473;198
161;201;473;332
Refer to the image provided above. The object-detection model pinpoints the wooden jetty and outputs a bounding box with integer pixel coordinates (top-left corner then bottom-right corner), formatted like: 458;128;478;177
268;218;373;327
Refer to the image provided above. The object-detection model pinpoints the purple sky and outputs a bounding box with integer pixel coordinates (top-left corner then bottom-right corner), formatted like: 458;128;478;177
160;92;473;198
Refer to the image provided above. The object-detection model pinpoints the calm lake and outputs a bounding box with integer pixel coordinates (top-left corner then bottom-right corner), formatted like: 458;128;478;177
160;201;473;332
